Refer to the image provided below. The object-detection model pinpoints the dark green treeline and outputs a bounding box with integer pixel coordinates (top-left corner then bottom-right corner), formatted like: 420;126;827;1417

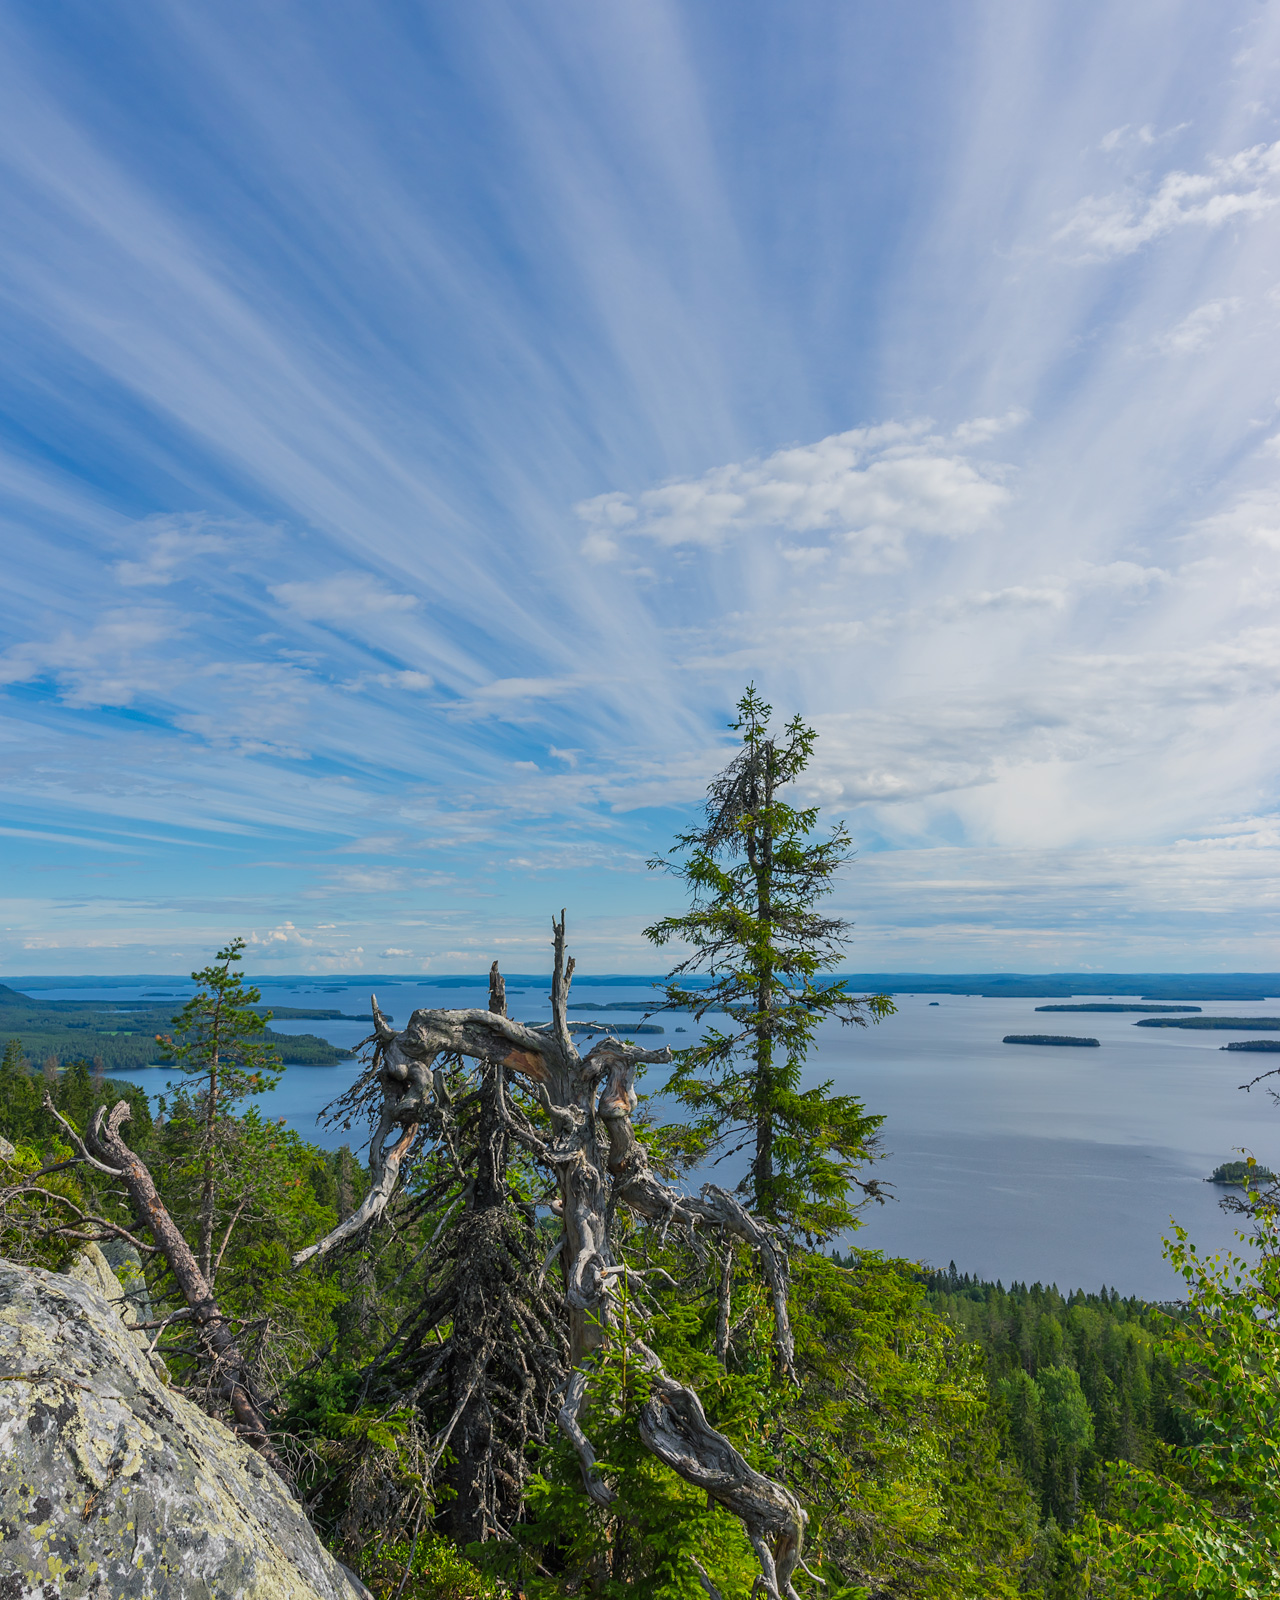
918;1264;1193;1528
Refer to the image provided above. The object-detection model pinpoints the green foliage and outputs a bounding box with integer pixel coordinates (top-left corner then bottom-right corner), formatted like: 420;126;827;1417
644;685;894;1242
158;939;286;1283
150;1101;345;1365
0;1037;42;1142
1209;1159;1275;1185
508;1243;1034;1599
0;1038;151;1151
1077;1210;1280;1597
160;939;283;1110
922;1263;1191;1537
356;1537;510;1600
0;1137;88;1270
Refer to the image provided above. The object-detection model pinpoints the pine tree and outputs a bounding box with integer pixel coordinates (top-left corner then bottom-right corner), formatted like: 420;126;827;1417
157;938;281;1282
644;686;894;1243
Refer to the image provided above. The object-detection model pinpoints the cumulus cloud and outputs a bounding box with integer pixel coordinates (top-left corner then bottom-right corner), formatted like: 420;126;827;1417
270;572;420;621
248;921;315;947
577;420;1013;569
1055;139;1280;259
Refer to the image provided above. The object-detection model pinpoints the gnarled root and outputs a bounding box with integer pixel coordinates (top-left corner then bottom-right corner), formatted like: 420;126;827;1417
634;1344;806;1600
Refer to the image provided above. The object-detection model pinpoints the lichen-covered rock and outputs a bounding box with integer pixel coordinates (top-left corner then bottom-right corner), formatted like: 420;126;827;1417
64;1244;169;1385
0;1257;371;1599
65;1243;137;1327
99;1240;153;1326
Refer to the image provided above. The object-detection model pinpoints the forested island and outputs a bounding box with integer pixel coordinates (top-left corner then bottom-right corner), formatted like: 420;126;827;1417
1035;1003;1200;1013
1135;1015;1280;1030
1209;1160;1277;1184
1003;1034;1101;1047
1223;1039;1280;1052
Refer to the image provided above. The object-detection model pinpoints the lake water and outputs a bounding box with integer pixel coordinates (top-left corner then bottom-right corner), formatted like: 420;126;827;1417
32;977;1280;1301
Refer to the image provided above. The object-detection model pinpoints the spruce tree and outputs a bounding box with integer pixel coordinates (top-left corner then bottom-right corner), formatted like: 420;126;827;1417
644;685;893;1242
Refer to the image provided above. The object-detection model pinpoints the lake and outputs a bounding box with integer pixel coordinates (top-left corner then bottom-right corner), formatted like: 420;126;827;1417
37;976;1280;1301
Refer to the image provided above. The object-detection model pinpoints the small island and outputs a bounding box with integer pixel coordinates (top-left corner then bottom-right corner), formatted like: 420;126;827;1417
1035;1003;1200;1014
1222;1040;1280;1052
1003;1034;1100;1047
1209;1160;1276;1185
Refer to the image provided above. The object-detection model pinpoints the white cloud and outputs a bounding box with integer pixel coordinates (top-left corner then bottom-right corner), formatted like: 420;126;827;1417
1194;487;1280;549
453;676;588;717
1152;298;1241;356
1055;140;1280;259
342;669;434;692
112;514;256;586
0;610;180;707
1098;122;1188;154
270;573;420;622
248;921;315;947
578;420;1012;568
379;946;413;957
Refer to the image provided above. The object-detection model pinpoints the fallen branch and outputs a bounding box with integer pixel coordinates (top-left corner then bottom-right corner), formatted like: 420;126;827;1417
87;1099;289;1481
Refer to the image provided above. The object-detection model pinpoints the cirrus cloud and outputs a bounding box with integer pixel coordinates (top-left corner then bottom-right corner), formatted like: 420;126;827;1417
270;572;420;622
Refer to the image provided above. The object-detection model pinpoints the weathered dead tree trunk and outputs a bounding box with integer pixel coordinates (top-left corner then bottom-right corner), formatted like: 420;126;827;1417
444;961;538;1545
294;914;809;1599
85;1099;288;1479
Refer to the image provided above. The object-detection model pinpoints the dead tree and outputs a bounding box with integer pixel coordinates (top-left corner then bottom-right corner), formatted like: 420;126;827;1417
55;1096;291;1479
294;916;811;1600
383;963;566;1547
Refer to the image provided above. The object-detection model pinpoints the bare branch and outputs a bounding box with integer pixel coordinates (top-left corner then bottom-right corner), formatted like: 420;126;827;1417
41;1091;123;1176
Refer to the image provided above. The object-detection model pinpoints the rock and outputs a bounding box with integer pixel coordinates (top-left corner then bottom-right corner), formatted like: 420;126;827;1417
65;1242;134;1323
65;1242;169;1385
0;1257;372;1599
99;1238;154;1326
0;1135;14;1161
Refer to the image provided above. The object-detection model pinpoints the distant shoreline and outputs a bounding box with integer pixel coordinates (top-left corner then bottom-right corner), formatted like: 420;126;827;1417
6;970;1280;1004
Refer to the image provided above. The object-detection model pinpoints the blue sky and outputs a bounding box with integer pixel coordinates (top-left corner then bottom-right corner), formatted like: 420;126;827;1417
2;0;1280;975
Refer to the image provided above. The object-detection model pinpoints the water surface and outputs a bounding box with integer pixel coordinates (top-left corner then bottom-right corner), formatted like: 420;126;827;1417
39;978;1280;1301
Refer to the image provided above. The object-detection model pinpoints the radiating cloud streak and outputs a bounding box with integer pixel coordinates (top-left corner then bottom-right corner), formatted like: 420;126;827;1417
0;0;1278;971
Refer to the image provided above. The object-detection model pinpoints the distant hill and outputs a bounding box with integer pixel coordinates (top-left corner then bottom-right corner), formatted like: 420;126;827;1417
7;971;1280;1002
0;983;353;1069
